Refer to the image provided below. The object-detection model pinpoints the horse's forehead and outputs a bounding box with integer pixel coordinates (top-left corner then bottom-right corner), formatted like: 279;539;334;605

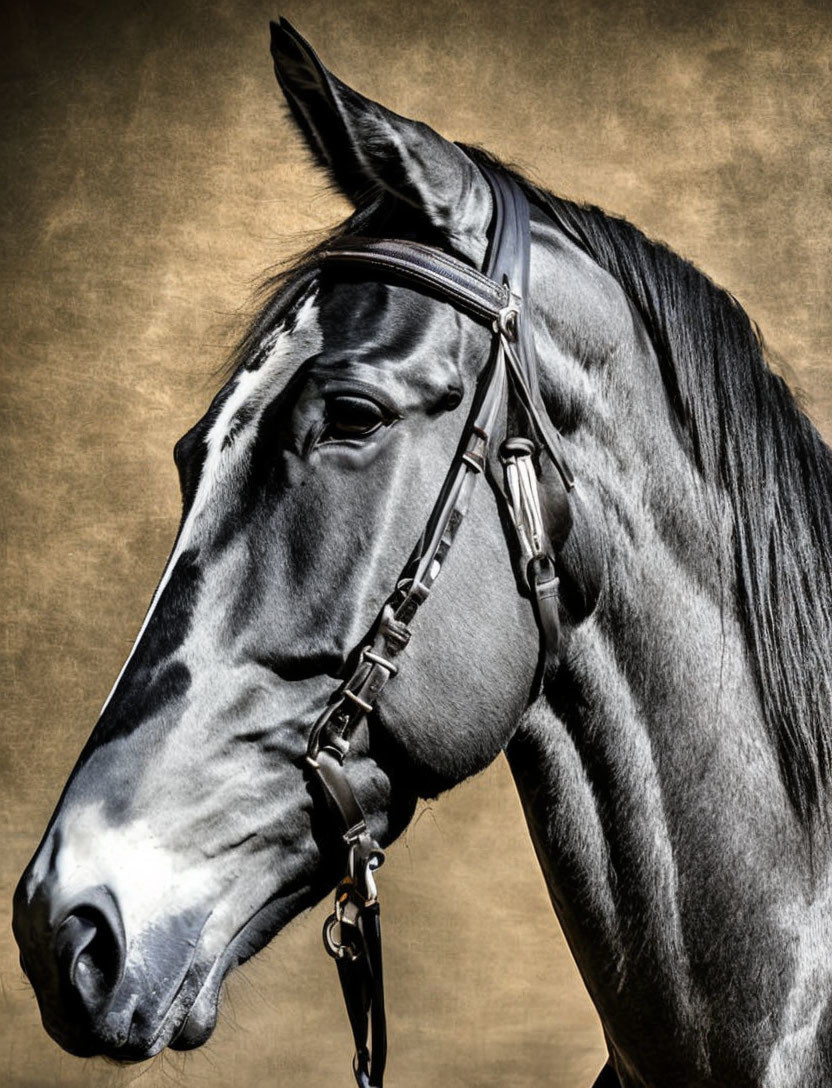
311;274;454;337
195;279;467;476
187;288;324;509
222;277;461;411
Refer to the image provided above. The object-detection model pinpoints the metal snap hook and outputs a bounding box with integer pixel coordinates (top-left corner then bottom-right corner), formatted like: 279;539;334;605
323;884;366;961
359;847;385;903
323;913;358;960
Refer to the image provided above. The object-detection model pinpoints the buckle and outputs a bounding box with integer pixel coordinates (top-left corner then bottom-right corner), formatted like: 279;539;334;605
461;450;485;473
343;688;373;714
494;305;520;342
360;647;399;676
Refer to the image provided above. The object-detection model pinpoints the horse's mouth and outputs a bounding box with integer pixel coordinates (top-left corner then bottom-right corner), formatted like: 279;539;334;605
161;954;229;1054
126;882;320;1060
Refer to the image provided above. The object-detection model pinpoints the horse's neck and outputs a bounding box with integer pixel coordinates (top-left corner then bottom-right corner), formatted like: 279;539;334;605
505;469;816;1081
507;219;828;1082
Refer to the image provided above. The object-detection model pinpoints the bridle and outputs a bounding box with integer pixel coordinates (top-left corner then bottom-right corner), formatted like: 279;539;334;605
303;165;574;1087
305;166;573;1087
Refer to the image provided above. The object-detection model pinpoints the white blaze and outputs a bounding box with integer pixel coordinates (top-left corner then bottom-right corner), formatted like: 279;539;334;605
96;290;321;718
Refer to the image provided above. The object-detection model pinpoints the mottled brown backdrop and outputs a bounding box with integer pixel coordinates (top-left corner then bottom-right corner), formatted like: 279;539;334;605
2;1;830;1085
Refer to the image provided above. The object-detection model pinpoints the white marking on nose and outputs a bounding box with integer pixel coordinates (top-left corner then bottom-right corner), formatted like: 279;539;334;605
50;802;219;948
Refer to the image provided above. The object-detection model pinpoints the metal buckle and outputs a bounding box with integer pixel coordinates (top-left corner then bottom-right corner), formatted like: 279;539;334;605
360;647;399;676
323;913;357;960
494;305;520;342
343;688;373;714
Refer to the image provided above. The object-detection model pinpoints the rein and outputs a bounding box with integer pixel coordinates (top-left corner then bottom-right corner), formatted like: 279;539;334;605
304;166;574;1087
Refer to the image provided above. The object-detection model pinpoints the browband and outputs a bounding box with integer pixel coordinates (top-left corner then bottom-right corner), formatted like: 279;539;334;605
320;238;510;323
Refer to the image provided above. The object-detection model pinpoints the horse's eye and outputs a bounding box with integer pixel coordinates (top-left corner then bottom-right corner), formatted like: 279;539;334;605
320;395;389;442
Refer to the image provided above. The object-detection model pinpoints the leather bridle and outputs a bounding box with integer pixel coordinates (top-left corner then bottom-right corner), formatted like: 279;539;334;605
303;165;574;1087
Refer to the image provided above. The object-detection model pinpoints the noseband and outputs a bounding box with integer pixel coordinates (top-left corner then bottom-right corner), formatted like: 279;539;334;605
304;166;573;1087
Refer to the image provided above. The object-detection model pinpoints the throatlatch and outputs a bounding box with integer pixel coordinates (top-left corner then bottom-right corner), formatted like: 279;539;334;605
303;164;574;1088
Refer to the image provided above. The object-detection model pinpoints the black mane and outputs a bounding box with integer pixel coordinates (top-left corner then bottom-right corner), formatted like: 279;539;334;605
464;146;832;827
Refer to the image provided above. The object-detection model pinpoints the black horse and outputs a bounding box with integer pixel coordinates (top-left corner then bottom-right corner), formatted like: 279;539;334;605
14;20;832;1087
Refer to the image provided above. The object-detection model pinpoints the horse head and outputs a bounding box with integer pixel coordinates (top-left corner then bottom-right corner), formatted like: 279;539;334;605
13;21;571;1061
19;20;829;1086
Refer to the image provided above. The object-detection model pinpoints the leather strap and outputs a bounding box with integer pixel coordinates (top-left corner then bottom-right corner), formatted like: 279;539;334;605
320;238;510;323
304;165;575;1088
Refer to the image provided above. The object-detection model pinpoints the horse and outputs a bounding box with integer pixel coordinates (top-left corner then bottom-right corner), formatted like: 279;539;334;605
12;18;832;1088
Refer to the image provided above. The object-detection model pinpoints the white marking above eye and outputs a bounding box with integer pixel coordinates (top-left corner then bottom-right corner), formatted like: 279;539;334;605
96;291;322;719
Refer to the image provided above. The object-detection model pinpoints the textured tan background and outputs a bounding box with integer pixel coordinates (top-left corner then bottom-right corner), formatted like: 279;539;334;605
2;1;830;1086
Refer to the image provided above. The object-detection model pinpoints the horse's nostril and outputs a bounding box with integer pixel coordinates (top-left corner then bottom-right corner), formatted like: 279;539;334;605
54;895;125;1014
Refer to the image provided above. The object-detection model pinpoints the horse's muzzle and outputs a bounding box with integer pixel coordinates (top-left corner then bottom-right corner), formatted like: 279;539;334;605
13;874;133;1057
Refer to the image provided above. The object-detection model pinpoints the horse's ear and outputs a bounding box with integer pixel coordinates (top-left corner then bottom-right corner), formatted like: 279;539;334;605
269;19;492;265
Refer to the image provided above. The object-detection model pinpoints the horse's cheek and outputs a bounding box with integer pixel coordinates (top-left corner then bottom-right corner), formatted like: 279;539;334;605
374;592;539;796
